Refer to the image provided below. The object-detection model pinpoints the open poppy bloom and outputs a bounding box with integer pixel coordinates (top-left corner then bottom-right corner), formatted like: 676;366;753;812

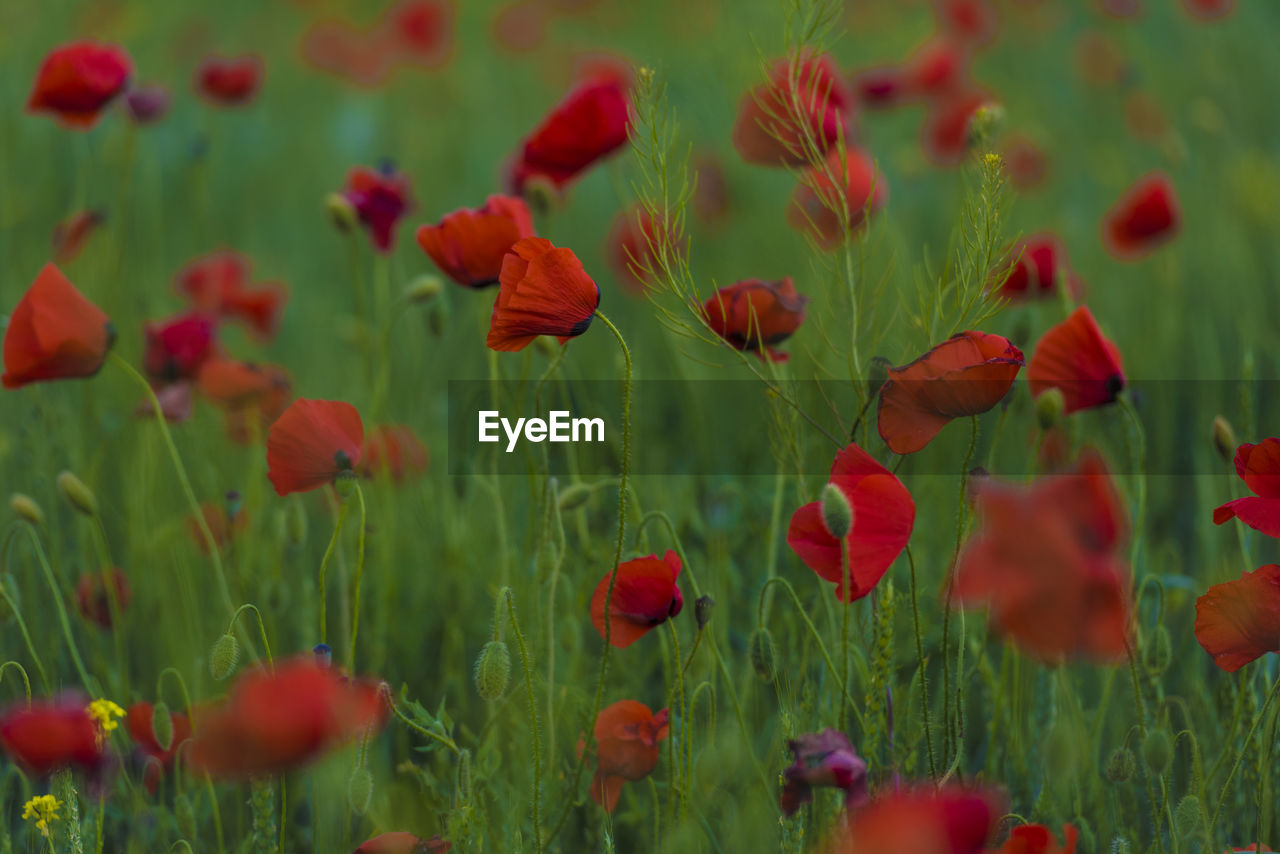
787;443;915;602
702;277;808;362
935;0;998;48
1001;134;1047;190
382;0;454;69
1194;564;1280;672
732;52;854;167
788;147;886;250
877;331;1024;454
198;359;293;445
1214;439;1280;538
922;87;993;167
1101;172;1181;261
606;205;672;295
951;451;1132;662
417;195;535;288
353;833;452;854
185;656;386;778
195;54;264;105
75;567;132;630
780;729;868;817
825;785;1003;854
359;424;429;483
53;209;105;263
3;264;115;390
1027;305;1126;414
486;236;600;352
902;37;972;101
142;312;220;383
505;79;631;195
126;702;191;766
986;823;1078;854
175;250;287;341
266;398;364;496
590;700;669;812
125;85;170;124
994;234;1082;303
591;550;683;648
342;164;414;253
26;41;132;129
1181;0;1234;19
0;699;104;776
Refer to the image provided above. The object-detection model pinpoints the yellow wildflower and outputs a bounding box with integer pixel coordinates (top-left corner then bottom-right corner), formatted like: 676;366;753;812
87;698;125;738
22;794;61;836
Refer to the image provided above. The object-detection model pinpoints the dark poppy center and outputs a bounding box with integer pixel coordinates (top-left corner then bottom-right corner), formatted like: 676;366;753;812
334;450;353;471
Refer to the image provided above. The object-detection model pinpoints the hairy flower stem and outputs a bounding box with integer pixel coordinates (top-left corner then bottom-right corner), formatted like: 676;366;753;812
227;604;274;668
500;588;543;853
667;620;689;821
347;484;368;671
906;546;938;779
840;539;852;732
940;416;978;765
1210;673;1280;836
317;493;353;646
385;692;462;756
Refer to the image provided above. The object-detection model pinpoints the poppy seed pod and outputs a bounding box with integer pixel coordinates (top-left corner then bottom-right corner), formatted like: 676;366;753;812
348;765;374;815
1036;387;1066;431
56;471;98;517
820;482;854;539
473;640;511;701
1212;415;1237;464
210;632;240;680
1141;728;1172;776
694;595;715;630
749;627;776;683
1143;625;1172;675
1105;747;1136;782
9;494;44;527
151;701;174;752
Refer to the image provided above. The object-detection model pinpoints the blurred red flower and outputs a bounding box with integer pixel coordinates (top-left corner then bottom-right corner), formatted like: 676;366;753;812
266;398;364;496
877;331;1024;454
1194;564;1280;673
185;657;386;778
825;785;1003;854
903;37;972;101
590;700;669;812
994;233;1083;302
591;550;683;648
788;147;887;250
1181;0;1234;20
1101;172;1181;261
1001;134;1047;190
486;237;600;352
189;499;248;554
2;264;114;390
701;277;809;362
143;312;220;383
606;205;671;295
353;833;452;853
780;729;868;816
126;702;191;766
125;85;170;124
382;0;453;69
0;699;103;776
75;567;132;630
342;164;414;253
203;361;293;446
1027;305;1125;414
935;0;998;48
787;443;915;602
506;79;631;195
359;424;429;483
175;250;288;341
732;52;854;167
26;41;132;129
417;195;535;288
1214;440;1280;538
986;823;1078;854
922;87;992;167
52;209;105;263
195;54;264;106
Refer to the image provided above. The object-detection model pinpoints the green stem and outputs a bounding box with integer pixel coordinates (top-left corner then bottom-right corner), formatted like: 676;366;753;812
347;484;368;671
0;661;31;704
667;620;689;821
840;537;852;732
13;522;93;692
501;588;542;853
317;492;353;646
227;604;274;669
0;532;50;691
1210;672;1280;836
385;690;462;757
906;546;937;780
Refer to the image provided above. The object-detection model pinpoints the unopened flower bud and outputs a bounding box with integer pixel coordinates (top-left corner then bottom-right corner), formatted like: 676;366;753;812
557;483;593;512
695;595;715;631
9;493;45;527
152;701;174;752
820;483;853;540
1143;626;1172;676
749;627;776;683
404;275;443;304
326;193;357;232
1174;794;1200;837
210;633;240;681
474;640;510;701
522;175;557;219
1105;747;1135;783
348;766;374;815
1036;388;1066;431
57;470;98;517
175;794;197;839
1212;415;1237;464
1141;728;1172;776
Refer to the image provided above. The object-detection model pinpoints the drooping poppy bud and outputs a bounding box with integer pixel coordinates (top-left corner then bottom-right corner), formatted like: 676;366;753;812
1211;416;1237;464
266;398;365;496
473;640;511;701
26;41;133;129
416;195;535;288
701;277;809;363
486;237;600;352
590;550;683;648
2;264;114;390
9;494;45;527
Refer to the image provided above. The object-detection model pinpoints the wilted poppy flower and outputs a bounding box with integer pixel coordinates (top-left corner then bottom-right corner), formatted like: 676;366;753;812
1027;305;1125;414
591;550;683;648
787;443;915;602
826;785;1003;854
486;236;600;352
506;79;631;195
126;702;191;766
780;729;868;816
922;88;993;167
590;700;669;812
52;209;105;263
190;499;248;554
142;312;220;383
606;205;672;294
993;234;1083;302
75;568;132;630
266;398;364;496
1101;172;1181;261
732;52;854;168
877;331;1024;454
0;699;103;776
185;656;386;778
952;451;1132;662
702;278;809;362
353;833;452;854
1194;564;1280;673
382;0;453;69
342;164;414;253
1214;439;1280;537
935;0;998;47
175;250;287;340
1001;134;1047;190
125;85;170;124
195;54;264;106
987;824;1079;854
788;147;886;250
359;424;429;482
416;195;535;288
26;41;132;129
3;264;115;390
1181;0;1234;19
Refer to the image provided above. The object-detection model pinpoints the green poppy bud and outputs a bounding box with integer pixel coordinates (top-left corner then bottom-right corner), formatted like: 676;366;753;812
1141;729;1172;777
326;193;357;233
1143;626;1172;676
1174;794;1200;837
749;627;776;683
1036;388;1066;431
404;275;443;304
57;470;98;517
210;632;240;681
1105;747;1135;783
473;640;510;701
348;766;374;816
152;701;174;752
820;483;853;540
9;493;44;527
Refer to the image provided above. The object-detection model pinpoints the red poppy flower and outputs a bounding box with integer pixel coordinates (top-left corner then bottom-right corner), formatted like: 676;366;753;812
190;500;248;554
987;824;1079;854
951;451;1132;662
780;729;868;816
922;87;993;167
342;164;414;253
903;37;972;100
1214;440;1280;538
994;233;1083;303
1181;0;1234;20
26;41;132;129
935;0;998;48
826;786;1003;854
195;54;264;106
591;550;683;648
126;702;191;765
185;656;386;779
136;381;194;424
1101;172;1181;261
732;52;854;168
853;66;908;110
877;331;1024;454
382;0;453;69
359;424;429;483
701;277;808;362
200;361;293;445
3;264;115;390
1097;0;1142;18
353;833;452;854
505;79;631;195
590;700;669;812
486;237;600;352
266;398;364;496
1001;134;1047;190
142;312;220;383
75;567;132;630
52;209;105;263
175;250;287;340
0;699;103;776
1193;565;1280;673
125;85;170;124
692;152;731;224
302;21;392;88
787;443;915;602
606;205;672;295
416;195;535;288
493;2;546;53
788;147;887;250
1027;305;1125;414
